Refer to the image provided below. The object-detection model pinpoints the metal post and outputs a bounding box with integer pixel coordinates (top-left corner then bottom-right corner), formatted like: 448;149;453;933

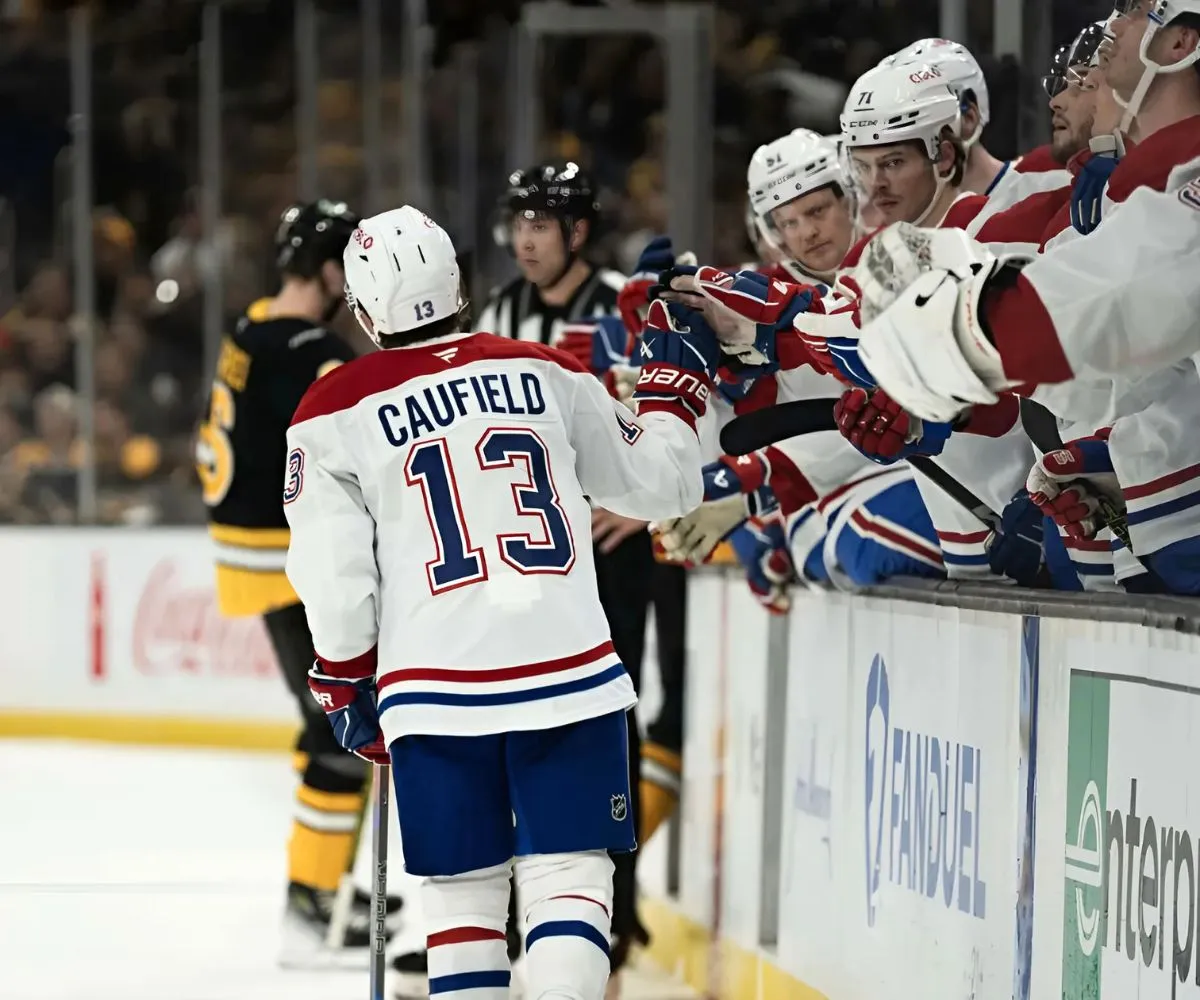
508;22;539;177
939;0;969;45
295;0;319;201
361;0;384;214
402;0;431;210
456;44;480;285
200;2;224;385
69;6;96;524
664;4;713;262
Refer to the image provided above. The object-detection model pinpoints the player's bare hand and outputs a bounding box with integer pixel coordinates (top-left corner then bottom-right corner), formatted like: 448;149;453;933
591;508;648;554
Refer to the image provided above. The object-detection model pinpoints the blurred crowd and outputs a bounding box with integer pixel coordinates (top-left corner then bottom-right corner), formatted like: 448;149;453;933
0;0;1105;525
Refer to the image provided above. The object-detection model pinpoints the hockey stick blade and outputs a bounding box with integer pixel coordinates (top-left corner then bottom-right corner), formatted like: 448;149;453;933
719;398;841;455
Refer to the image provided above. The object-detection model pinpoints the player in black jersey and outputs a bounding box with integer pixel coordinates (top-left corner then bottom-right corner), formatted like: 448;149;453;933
196;199;401;964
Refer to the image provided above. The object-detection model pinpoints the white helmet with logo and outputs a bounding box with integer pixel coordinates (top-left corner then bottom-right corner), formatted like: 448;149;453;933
882;38;990;142
841;62;961;158
342;205;464;347
1111;0;1200;130
746;128;851;279
841;63;963;226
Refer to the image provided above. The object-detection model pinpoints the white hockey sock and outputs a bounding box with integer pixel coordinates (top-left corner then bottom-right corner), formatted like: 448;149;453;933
516;852;614;1000
423;862;513;1000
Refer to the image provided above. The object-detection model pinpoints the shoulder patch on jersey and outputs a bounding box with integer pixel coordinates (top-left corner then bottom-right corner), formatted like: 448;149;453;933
615;406;643;445
1179;177;1200;211
283;447;305;503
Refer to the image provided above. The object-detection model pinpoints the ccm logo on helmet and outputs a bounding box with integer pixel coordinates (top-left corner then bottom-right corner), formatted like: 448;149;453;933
848;120;878;128
908;66;943;83
352;228;374;250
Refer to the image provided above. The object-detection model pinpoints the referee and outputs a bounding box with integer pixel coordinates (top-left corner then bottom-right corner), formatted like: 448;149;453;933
483;161;654;973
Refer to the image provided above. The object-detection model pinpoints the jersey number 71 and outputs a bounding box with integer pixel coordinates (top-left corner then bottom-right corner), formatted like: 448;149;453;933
405;428;576;593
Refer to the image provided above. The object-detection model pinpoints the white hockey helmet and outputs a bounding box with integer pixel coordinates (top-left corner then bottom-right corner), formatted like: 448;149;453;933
882;39;991;130
1111;0;1200;129
840;62;962;159
342;206;463;347
745;129;851;278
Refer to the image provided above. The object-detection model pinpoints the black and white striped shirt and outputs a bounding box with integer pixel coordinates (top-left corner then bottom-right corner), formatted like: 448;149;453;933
474;267;626;343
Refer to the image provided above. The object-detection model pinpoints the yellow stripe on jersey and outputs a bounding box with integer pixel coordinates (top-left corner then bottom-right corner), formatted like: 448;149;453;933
209;523;291;549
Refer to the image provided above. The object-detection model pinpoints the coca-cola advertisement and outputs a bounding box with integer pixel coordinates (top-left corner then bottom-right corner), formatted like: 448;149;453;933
127;557;279;678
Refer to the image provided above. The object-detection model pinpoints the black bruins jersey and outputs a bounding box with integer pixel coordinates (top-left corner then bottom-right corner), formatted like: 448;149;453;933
197;300;357;617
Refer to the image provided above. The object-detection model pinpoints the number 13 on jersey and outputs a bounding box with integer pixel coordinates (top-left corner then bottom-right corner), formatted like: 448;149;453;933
404;428;576;593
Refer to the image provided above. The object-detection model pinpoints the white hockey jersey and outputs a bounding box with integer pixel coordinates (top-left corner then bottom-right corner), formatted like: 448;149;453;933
283;332;704;741
984;122;1200;387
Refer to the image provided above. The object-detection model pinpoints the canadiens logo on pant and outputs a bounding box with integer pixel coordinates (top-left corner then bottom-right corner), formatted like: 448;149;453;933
611;794;628;821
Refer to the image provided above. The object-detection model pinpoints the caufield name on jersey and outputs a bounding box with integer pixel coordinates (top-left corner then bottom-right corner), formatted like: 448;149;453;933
378;371;546;447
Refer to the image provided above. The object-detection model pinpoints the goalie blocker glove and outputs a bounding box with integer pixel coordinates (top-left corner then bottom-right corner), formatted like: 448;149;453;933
633;298;720;427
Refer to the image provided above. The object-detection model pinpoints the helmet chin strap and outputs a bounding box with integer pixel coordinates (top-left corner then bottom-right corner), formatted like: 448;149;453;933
961;118;984;151
1115;16;1200;133
912;162;953;227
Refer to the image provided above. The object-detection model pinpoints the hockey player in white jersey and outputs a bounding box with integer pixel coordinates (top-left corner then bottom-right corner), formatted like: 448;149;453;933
847;1;1200;412
283;206;714;1000
879;37;1070;213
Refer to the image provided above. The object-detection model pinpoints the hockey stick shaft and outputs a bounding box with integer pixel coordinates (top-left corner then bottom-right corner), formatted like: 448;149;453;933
371;763;390;1000
720;398;999;526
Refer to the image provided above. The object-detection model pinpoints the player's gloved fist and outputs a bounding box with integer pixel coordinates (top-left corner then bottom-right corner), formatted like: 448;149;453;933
728;516;792;614
702;453;769;501
833;387;953;464
633;299;720;422
1026;436;1121;540
553;316;630;377
654;494;746;564
306;665;391;765
618;235;694;338
987;489;1046;587
1070;132;1124;236
656;265;814;372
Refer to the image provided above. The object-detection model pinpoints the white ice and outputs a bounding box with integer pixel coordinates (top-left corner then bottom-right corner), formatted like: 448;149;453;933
0;739;688;1000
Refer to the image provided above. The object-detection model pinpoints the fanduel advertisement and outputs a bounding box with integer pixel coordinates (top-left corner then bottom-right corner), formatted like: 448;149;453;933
863;652;988;929
1062;671;1200;999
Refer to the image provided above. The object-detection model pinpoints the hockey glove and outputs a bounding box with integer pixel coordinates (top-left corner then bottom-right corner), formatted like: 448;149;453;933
307;662;391;765
833;387;953;464
702;453;770;501
618;235;692;338
655;495;747;565
656;265;814;373
854;223;1018;424
727;515;793;615
1026;436;1123;541
987;489;1047;588
633;299;720;424
1070;133;1124;236
553;316;630;376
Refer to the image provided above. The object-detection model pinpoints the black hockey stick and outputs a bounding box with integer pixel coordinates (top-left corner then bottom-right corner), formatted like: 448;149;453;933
720;396;1000;527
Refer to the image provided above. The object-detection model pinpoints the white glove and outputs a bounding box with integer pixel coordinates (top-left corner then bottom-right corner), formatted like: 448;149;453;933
654;495;745;564
610;364;639;408
853;223;1026;423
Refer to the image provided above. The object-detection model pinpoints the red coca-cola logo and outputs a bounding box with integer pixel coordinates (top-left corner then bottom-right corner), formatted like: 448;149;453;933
132;560;278;677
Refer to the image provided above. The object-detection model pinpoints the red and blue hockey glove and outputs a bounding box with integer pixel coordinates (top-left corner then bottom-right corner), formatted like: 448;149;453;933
307;660;391;765
833;387;953;464
987;489;1047;587
1026;435;1122;541
554;315;630;375
727;515;793;615
654;265;814;375
618;235;679;338
633;298;720;425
